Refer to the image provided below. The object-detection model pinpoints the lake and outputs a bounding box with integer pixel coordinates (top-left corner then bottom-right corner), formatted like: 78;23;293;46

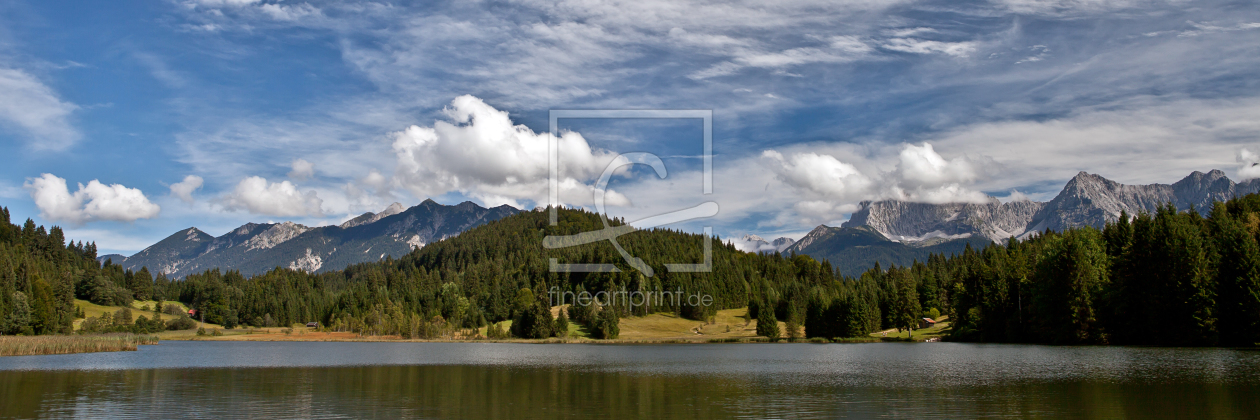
2;341;1259;419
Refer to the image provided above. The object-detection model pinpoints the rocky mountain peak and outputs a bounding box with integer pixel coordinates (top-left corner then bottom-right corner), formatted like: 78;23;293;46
105;199;520;279
732;234;796;253
341;202;409;229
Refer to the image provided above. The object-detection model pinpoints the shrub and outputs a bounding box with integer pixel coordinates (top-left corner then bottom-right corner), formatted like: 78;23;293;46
166;316;196;330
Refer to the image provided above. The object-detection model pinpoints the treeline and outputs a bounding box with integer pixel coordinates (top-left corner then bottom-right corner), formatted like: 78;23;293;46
935;199;1260;346
0;207;88;335
0;207;197;336
9;192;1257;346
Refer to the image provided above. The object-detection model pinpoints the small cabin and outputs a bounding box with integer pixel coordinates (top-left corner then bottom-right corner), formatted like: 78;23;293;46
188;309;196;317
305;322;319;328
919;318;937;329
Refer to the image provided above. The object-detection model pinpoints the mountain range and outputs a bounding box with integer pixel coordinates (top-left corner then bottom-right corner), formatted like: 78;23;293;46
99;199;518;278
102;169;1259;280
784;169;1260;274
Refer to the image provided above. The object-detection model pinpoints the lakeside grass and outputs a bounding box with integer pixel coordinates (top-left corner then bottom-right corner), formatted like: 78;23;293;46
150;307;950;344
869;316;951;342
0;334;159;357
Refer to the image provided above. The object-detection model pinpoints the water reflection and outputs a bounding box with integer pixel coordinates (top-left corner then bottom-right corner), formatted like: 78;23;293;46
2;342;1259;419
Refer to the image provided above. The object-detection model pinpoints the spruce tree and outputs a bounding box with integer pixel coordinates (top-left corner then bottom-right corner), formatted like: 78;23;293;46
756;306;780;339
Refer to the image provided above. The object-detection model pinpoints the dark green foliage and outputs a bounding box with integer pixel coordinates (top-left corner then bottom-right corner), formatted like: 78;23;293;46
888;267;921;335
1031;229;1108;344
555;307;570;337
756;305;779;339
166;316;197;331
588;306;620;339
0;208;89;336
510;294;554;339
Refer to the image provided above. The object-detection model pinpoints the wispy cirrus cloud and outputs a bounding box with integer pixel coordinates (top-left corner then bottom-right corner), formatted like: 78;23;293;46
0;67;80;150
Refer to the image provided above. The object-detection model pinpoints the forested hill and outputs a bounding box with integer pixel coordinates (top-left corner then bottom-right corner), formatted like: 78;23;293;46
155;207;875;337
0;207;100;335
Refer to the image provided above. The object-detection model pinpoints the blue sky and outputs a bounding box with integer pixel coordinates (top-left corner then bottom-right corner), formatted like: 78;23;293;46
2;0;1259;255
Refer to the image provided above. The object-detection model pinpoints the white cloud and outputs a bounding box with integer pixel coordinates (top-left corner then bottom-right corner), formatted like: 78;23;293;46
392;95;623;209
25;174;161;224
895;143;979;188
1238;148;1260;180
992;0;1147;15
0;68;80;150
1001;190;1032;203
885;143;991;204
761;150;873;200
881;38;977;57
928;97;1260;190
288;158;315;180
1178;21;1260;38
169;175;205;203
222;176;324;217
259;3;320;21
761;143;991;206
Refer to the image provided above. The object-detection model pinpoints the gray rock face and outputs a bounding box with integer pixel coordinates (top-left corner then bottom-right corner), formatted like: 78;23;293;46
842;199;1045;242
102;200;518;278
1026;170;1260;233
844;169;1260;242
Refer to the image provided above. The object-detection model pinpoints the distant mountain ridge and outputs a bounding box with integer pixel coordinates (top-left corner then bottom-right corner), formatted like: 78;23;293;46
782;225;990;277
785;169;1260;274
844;169;1260;243
100;200;519;278
732;234;796;253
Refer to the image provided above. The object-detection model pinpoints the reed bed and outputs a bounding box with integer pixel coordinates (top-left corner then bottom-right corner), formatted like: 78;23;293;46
0;334;159;357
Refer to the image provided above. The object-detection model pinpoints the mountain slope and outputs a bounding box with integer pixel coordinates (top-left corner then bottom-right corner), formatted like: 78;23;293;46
106;200;519;278
784;225;991;277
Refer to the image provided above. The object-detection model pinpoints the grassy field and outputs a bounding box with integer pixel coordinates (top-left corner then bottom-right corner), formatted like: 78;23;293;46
146;306;948;344
870;316;951;341
0;334;159;357
74;299;223;331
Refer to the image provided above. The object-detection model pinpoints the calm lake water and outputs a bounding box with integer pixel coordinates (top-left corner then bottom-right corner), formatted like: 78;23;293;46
2;341;1259;419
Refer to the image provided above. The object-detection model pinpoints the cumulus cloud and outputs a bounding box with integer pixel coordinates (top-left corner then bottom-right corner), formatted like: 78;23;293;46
0;68;80;150
762;143;991;206
887;143;991;204
25;174;161;224
222;176;324;217
392;95;623;209
761;150;873;200
1238;149;1260;180
288;158;315;180
169;175;205;203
